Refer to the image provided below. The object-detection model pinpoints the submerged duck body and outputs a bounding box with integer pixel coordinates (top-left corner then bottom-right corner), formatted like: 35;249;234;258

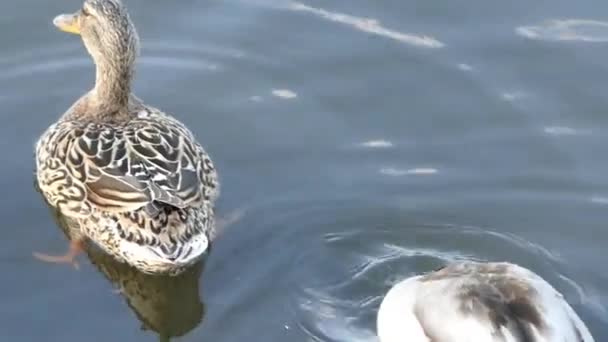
35;0;218;275
377;262;594;342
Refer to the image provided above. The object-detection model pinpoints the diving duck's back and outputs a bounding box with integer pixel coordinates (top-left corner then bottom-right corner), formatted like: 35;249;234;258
35;0;219;275
377;262;594;342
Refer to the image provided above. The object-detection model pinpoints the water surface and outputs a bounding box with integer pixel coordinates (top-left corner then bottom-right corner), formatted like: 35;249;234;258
1;0;607;341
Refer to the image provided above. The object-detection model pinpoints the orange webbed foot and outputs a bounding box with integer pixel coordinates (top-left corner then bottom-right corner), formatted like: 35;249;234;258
33;239;84;270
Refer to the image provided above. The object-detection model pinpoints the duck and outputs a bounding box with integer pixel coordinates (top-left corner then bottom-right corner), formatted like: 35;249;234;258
34;0;219;275
377;261;595;342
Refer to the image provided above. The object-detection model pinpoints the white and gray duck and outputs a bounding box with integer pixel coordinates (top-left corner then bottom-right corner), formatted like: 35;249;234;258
377;261;594;341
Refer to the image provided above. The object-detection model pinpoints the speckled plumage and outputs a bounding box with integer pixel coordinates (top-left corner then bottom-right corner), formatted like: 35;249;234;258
43;202;205;338
36;0;219;275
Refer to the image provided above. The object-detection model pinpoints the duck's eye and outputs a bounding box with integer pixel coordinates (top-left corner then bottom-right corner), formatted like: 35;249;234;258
81;7;90;16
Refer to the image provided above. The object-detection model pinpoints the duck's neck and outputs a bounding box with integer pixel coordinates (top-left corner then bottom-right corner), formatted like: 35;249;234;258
93;60;133;108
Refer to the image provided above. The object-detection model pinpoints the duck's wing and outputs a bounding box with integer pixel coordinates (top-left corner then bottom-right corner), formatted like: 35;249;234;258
506;263;595;342
378;271;514;342
36;115;218;217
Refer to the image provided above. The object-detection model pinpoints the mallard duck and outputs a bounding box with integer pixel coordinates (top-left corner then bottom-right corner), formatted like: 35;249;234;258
377;262;594;342
34;0;219;275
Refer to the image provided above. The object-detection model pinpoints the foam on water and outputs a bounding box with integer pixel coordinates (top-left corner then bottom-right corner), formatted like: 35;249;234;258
543;126;590;136
380;167;438;176
457;63;474;72
287;2;444;48
501;91;528;101
272;89;298;99
590;196;608;205
357;140;394;149
516;19;608;42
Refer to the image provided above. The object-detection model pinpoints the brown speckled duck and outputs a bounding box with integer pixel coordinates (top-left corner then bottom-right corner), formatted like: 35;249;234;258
34;0;219;275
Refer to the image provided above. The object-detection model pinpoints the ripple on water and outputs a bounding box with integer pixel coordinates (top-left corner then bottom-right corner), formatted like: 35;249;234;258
286;2;444;48
516;19;608;42
590;196;608;205
543;126;591;136
143;41;247;59
356;140;394;149
0;43;79;66
242;0;444;47
139;56;219;71
0;42;232;103
289;222;570;341
0;41;231;83
271;89;298;99
558;273;608;318
501;91;528;101
457;63;474;72
379;167;438;176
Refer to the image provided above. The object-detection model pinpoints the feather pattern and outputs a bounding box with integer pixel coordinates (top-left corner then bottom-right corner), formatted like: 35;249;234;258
37;0;219;275
36;104;219;275
377;262;594;342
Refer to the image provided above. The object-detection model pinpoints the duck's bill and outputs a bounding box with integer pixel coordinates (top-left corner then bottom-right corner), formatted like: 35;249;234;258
53;13;80;35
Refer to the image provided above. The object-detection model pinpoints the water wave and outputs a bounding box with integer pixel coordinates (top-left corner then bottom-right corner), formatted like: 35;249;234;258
287;2;444;48
295;286;380;342
0;41;224;84
289;223;572;341
139;56;219;71
0;43;78;66
271;89;298;99
457;63;474;72
0;57;89;82
143;41;246;59
501;91;528;101
517;19;608;42
357;140;394;149
543;126;591;136
379;167;438;176
558;273;608;318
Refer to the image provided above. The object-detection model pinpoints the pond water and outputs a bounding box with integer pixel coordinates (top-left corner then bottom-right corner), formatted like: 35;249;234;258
1;0;607;341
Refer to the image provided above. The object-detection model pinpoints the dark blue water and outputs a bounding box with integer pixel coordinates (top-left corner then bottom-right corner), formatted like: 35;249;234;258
1;0;607;340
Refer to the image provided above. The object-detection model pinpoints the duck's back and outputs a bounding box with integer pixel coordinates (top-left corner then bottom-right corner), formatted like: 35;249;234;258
36;100;219;274
377;262;594;342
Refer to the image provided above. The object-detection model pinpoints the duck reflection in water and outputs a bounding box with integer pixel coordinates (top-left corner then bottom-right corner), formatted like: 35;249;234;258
37;186;207;341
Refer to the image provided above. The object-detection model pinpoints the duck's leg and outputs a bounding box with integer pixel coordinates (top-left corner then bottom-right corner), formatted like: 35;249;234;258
33;238;84;270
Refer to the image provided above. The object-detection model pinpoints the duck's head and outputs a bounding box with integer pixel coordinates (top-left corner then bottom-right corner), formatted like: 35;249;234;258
54;0;139;104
